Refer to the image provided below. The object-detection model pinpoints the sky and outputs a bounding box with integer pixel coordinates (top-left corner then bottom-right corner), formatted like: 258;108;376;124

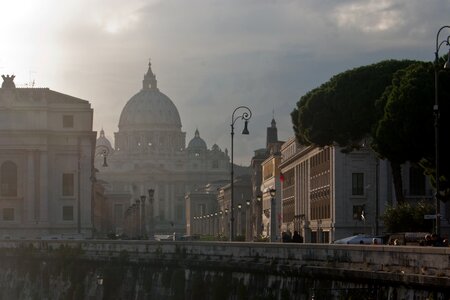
1;0;449;164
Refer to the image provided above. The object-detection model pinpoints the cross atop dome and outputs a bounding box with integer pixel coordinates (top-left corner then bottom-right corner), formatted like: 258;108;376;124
142;59;158;90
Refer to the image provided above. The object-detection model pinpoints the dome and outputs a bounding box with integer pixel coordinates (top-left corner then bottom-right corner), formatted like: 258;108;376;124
97;129;112;149
118;62;181;131
188;129;207;150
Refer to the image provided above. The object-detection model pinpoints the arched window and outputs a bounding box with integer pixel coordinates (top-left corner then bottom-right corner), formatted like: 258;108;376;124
1;161;18;197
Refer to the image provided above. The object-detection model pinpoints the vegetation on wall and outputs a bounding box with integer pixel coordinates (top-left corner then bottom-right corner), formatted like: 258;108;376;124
382;200;434;233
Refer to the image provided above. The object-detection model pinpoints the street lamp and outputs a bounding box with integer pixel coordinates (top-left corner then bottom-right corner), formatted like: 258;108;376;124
148;189;155;240
96;274;104;286
224;208;229;238
135;199;141;238
237;204;242;236
97;145;110;167
433;25;450;236
140;195;146;238
230;106;252;241
265;187;276;242
214;212;218;236
245;200;250;241
256;194;262;237
219;210;223;235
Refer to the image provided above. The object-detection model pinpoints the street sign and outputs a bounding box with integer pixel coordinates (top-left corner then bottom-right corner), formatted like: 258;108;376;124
424;214;443;220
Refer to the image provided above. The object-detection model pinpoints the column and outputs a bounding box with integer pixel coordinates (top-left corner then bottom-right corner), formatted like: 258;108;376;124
39;151;49;224
26;150;35;224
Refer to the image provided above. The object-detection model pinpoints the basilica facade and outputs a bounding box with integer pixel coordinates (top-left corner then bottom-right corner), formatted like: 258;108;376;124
95;62;230;236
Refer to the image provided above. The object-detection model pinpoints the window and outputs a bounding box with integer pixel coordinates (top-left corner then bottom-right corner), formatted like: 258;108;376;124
3;208;14;221
1;161;17;197
409;166;426;195
352;173;364;195
63;115;74;128
62;173;74;196
62;206;74;220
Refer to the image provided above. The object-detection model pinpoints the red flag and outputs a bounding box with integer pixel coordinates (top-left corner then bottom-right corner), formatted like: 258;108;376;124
279;172;284;182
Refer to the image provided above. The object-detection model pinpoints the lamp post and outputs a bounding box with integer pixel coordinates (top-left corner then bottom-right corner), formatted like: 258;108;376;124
94;273;104;300
214;212;218;236
96;145;110;167
140;195;146;238
219;210;223;236
224;208;229;238
135;199;141;238
256;195;262;237
148;189;155;240
246;200;250;241
230;106;252;241
434;25;450;236
237;204;242;237
266;187;276;242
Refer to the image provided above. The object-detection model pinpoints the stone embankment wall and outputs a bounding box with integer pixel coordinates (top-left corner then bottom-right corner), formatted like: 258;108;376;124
0;240;448;299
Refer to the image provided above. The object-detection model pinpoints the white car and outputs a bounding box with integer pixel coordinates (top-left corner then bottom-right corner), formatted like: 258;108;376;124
333;234;383;245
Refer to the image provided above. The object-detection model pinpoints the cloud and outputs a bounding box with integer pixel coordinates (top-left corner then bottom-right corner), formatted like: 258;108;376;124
333;0;406;33
2;0;450;163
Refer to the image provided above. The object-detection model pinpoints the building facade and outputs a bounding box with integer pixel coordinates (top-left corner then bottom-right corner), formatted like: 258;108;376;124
261;151;282;242
0;75;95;238
185;180;228;236
94;62;230;236
280;138;382;243
216;174;252;240
279;136;437;243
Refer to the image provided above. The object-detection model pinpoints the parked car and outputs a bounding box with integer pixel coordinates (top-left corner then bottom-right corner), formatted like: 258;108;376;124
387;232;430;246
333;234;383;245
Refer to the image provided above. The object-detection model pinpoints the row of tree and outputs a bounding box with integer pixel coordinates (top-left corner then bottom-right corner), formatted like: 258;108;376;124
291;59;450;204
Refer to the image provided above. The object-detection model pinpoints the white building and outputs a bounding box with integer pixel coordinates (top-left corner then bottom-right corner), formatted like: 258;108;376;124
0;75;95;238
95;62;230;236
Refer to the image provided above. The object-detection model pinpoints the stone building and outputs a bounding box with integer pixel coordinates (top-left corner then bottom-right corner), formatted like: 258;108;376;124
261;148;282;242
95;62;230;236
216;174;252;240
185;180;228;236
0;75;95;238
279;136;436;243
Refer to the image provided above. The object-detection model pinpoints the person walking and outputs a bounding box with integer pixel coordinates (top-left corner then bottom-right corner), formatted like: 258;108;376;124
292;231;303;243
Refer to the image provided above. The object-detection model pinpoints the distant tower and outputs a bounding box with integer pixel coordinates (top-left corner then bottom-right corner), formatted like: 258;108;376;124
266;113;278;151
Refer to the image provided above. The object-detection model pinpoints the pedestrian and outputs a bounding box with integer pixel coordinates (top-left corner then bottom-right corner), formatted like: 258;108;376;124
292;231;303;243
431;233;444;247
424;234;433;246
282;231;291;243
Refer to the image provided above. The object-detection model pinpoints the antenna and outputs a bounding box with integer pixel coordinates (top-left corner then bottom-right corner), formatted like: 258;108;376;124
29;70;36;88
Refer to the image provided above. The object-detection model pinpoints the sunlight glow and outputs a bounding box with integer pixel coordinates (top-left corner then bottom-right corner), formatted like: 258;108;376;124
95;14;139;34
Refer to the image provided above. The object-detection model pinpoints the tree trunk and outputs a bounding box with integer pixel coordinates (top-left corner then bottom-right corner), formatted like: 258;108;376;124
391;161;405;204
